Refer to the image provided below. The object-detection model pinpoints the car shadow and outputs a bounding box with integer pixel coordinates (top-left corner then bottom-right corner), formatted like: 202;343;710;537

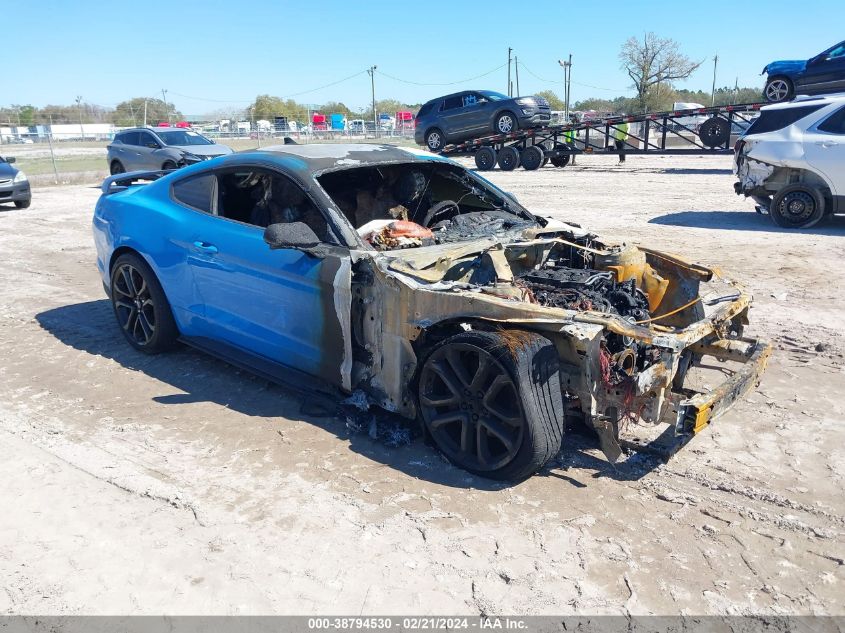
649;210;845;234
36;299;660;489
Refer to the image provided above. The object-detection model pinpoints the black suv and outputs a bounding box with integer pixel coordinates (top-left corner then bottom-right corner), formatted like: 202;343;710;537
414;90;551;151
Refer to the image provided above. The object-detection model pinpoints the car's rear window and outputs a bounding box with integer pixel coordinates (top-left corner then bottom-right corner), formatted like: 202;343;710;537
745;104;826;135
417;102;436;118
117;131;140;146
172;174;216;212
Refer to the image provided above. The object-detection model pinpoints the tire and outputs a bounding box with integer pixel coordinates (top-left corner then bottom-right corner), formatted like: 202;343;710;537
769;184;825;229
520;145;544;171
110;253;179;353
698;117;731;148
550;144;572;168
109;160;125;175
764;76;794;103
162;161;178;171
474;147;497;171
497;146;520;171
425;128;444;152
494;111;518;135
417;329;565;481
14;199;31;209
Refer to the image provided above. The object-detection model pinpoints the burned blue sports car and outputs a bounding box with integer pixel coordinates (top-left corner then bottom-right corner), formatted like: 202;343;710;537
93;143;770;480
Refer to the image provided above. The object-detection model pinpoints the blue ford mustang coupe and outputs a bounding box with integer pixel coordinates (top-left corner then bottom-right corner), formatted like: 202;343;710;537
93;143;769;480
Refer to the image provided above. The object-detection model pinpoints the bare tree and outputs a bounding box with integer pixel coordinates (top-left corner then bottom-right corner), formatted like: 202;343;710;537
619;33;703;113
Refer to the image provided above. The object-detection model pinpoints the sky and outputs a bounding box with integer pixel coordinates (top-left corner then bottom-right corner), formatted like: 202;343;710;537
5;0;843;114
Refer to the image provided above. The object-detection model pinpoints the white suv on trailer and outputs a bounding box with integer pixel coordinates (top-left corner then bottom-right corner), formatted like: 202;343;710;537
734;94;845;228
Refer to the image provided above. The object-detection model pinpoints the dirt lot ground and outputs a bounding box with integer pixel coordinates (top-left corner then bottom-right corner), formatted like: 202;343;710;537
0;153;843;616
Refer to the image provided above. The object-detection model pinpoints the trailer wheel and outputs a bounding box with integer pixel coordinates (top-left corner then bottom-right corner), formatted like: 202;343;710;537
475;147;497;171
769;184;825;229
498;146;520;171
698;117;731;147
520;145;544;171
550;155;570;167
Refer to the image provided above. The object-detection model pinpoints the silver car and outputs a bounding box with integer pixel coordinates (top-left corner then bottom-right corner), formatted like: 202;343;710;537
107;127;233;174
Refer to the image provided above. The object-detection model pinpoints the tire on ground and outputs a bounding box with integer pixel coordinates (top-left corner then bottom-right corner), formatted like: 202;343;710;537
15;199;31;209
110;252;180;354
475;147;497;171
162;161;178;171
520;145;544;171
769;184;825;229
497;146;520;171
417;329;565;481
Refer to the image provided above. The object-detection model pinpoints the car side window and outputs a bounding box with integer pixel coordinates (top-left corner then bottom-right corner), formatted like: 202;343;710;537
217;168;333;242
818;106;845;135
462;93;487;107
138;132;159;148
441;96;464;111
827;44;845;59
119;131;140;146
172;174;217;213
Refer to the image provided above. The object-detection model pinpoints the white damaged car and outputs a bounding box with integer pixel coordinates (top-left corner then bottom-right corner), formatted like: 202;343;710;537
734;94;845;228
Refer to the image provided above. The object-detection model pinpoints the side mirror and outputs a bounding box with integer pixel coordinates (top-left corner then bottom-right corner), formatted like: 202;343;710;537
6;157;15;163
147;142;160;149
263;222;325;257
809;54;827;65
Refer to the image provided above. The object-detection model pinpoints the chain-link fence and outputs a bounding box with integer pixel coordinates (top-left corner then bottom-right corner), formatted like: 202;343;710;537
0;124;418;187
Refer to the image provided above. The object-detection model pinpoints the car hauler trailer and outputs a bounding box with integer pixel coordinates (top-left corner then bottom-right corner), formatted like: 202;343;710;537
436;103;765;171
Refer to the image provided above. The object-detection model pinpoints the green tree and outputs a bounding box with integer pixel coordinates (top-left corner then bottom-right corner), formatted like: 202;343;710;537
112;98;181;126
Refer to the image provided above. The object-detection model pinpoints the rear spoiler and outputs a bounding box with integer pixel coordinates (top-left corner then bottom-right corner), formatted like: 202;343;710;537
100;169;171;194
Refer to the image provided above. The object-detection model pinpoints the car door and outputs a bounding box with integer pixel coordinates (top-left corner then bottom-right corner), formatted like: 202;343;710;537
800;43;845;93
438;95;467;138
804;104;845;198
114;131;143;170
458;92;495;134
170;166;353;389
136;130;162;170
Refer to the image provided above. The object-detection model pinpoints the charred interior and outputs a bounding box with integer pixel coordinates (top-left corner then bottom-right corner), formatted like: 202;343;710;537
318;162;538;249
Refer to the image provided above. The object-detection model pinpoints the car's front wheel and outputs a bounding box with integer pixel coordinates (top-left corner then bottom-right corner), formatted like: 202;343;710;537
417;329;564;481
162;160;178;171
764;76;794;103
494;112;518;135
110;253;179;353
14;199;31;209
769;184;825;229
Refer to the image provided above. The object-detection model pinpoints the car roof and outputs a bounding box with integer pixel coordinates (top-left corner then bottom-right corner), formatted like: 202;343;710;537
252;143;445;173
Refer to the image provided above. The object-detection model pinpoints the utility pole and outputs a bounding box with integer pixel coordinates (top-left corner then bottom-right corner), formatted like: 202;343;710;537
143;99;148;127
161;89;169;124
367;65;377;131
711;55;718;106
75;96;84;141
507;47;513;96
558;55;572;121
514;56;520;96
47;114;59;184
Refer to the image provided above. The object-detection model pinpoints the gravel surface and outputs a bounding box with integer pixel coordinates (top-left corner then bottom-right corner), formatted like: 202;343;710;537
0;153;843;615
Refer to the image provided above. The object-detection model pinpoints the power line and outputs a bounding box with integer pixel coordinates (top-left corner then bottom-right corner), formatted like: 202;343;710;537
376;63;508;87
517;60;627;93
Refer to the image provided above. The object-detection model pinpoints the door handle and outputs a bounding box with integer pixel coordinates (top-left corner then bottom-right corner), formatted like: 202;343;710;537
192;241;218;254
816;140;839;148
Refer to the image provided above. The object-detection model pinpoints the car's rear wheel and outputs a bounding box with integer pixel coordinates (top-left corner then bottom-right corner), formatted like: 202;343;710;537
494;112;518;135
497;146;520;171
769;184;825;229
764;76;794;103
110;253;179;353
162;160;178;171
417;330;564;481
474;147;497;171
110;160;125;175
520;145;544;170
425;128;444;152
